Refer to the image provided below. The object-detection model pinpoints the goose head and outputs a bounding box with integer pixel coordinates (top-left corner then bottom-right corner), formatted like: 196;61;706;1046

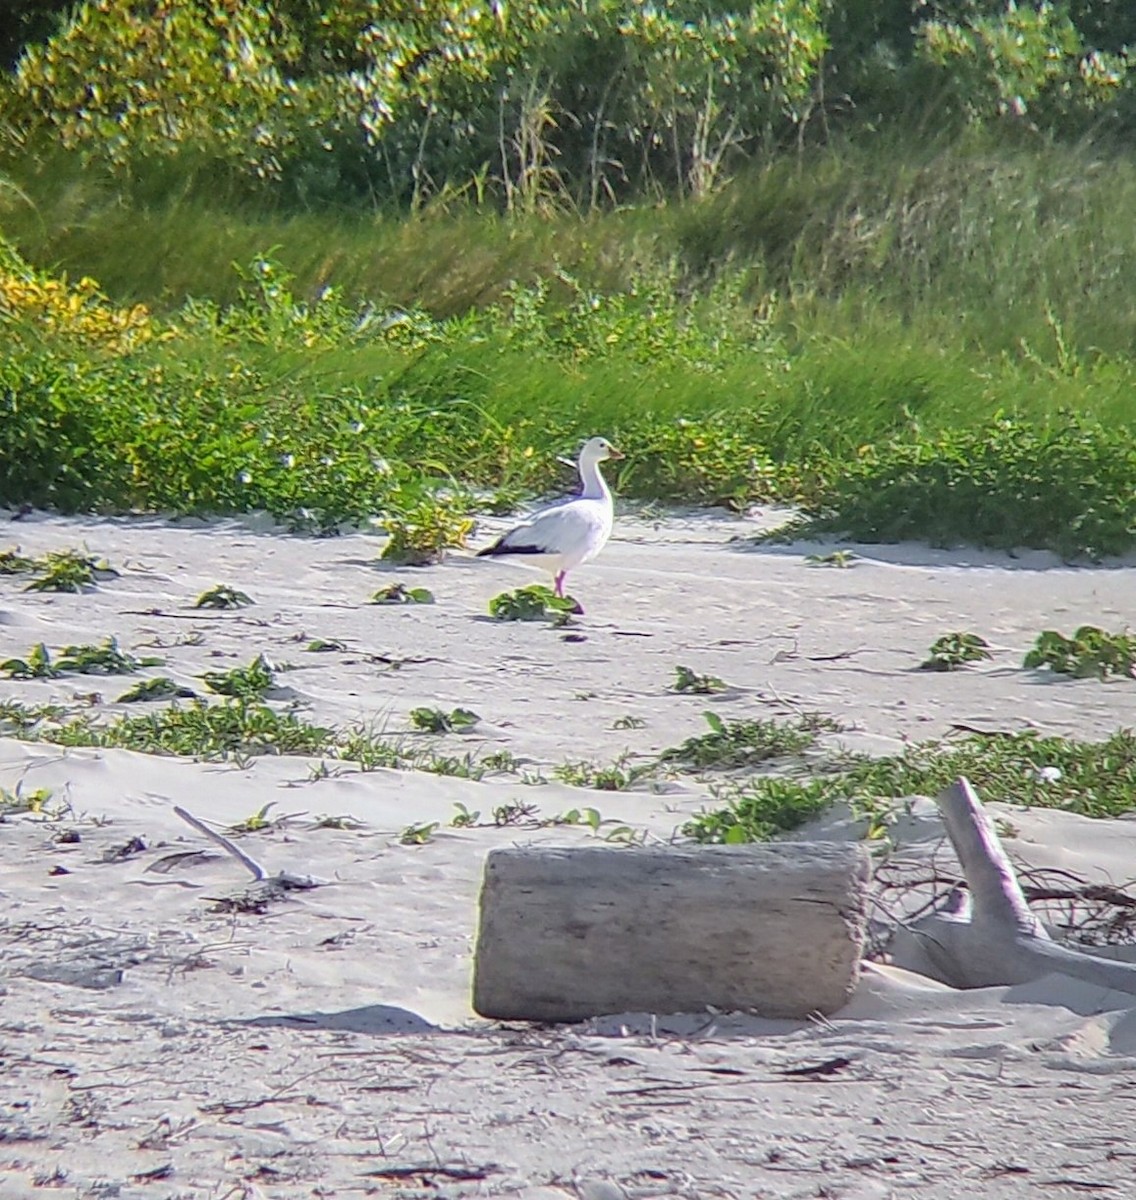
579;436;625;466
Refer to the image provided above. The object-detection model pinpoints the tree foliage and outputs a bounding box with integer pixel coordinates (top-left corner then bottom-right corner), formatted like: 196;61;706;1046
0;0;1131;210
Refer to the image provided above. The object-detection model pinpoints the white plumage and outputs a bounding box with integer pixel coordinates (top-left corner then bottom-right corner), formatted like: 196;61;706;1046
477;436;623;603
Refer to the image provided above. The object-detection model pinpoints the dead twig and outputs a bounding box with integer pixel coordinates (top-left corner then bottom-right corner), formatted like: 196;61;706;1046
361;1163;499;1182
173;805;325;890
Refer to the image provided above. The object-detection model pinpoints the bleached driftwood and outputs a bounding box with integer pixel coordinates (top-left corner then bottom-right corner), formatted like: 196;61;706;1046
890;778;1136;995
173;805;324;890
472;841;870;1022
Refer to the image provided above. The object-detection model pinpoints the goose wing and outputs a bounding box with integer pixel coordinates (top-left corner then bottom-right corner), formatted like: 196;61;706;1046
478;498;608;558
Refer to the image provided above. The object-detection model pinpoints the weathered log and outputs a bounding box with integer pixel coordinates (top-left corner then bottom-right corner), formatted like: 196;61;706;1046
890;777;1136;995
472;841;870;1022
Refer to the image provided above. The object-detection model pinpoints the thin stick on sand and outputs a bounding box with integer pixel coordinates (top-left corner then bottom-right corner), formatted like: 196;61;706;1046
173;805;323;889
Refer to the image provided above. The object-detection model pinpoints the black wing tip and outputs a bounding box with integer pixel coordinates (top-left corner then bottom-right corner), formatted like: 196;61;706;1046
477;542;547;558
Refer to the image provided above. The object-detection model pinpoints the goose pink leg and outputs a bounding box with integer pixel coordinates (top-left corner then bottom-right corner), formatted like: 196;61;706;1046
553;571;566;597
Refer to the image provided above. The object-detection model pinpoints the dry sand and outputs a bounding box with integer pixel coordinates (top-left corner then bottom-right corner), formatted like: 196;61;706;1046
2;505;1136;1199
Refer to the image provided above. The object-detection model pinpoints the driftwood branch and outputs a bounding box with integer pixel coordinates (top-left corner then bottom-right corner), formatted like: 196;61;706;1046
890;778;1136;996
173;805;324;890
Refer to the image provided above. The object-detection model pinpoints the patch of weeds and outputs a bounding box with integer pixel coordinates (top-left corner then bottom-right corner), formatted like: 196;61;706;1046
311;813;363;830
803;417;1136;561
399;821;439;845
2;638;162;679
552;806;603;832
42;700;333;761
370;583;435;605
25;550;118;593
683;728;1136;843
450;802;482;827
2;642;62;679
306;638;348;652
58;637;164;675
493;799;540;826
0;699;67;733
0;547;36;574
602;825;644;844
920;632;993;672
488;584;579;623
805;550;859;568
195;584;253;609
228;803;289;834
380;501;474;566
0;782;54;816
481;748;519;772
336;728;409;771
201;654;276;700
420;751;485;780
612;714;646;730
1024;627;1136;680
553;754;652;791
410;706;480;733
117;677;196;702
672;665;728;694
660;711;821;771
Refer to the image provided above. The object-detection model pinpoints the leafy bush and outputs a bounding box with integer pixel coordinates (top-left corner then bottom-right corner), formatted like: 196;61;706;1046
800;417;1136;560
920;632;992;672
1024;627;1136;681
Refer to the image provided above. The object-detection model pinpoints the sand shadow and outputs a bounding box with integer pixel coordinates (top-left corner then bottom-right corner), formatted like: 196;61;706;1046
242;1002;438;1035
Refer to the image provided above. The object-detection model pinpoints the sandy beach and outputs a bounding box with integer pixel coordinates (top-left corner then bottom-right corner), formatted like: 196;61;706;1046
2;505;1136;1199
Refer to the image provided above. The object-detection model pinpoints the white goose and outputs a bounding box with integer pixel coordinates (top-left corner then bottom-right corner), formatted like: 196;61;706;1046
477;436;624;606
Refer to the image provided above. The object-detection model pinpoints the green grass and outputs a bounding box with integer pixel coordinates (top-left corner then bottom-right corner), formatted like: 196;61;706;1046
684;729;1136;843
660;711;836;771
3;136;1136;555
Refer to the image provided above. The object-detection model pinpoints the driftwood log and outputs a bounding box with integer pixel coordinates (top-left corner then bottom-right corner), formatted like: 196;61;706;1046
472;841;870;1022
890;777;1136;996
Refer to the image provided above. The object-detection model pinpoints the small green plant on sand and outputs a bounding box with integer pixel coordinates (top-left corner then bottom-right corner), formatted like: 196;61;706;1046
493;799;540;825
2;637;162;679
612;714;646;730
552;806;603;832
553;754;651;791
805;550;859;568
1;642;62;679
371;583;435;605
311;813;363;830
399;820;439;845
410;706;480;733
59;637;163;675
920;632;993;672
380;501;474;566
0;700;67;733
44;700;332;761
481;748;519;772
1024;627;1136;680
0;548;36;574
672;664;728;694
450;802;482;827
306;638;348;652
25;550;118;593
202;654;276;699
489;584;579;622
0;782;54;816
228;802;288;834
117;676;195;702
195;584;254;609
661;711;828;770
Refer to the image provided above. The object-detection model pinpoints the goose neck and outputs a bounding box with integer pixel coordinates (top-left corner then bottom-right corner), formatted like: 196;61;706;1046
578;456;610;501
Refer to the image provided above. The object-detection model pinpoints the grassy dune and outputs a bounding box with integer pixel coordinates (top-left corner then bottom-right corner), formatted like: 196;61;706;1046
2;135;1136;555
